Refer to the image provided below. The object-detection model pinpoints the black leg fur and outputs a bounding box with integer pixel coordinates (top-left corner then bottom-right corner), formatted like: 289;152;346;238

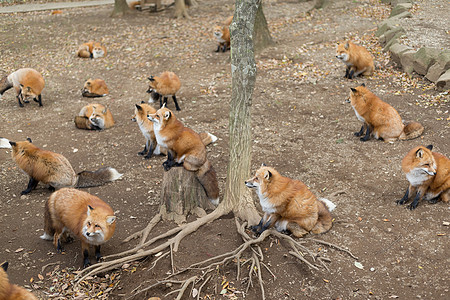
21;177;39;195
354;124;365;137
172;95;181;111
360;125;371;141
396;187;409;205
408;191;421;210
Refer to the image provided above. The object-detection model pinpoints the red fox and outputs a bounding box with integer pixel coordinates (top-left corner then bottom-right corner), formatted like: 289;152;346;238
0;262;38;300
40;188;116;268
133;103;218;159
348;84;424;142
147;71;182;111
7;138;122;195
245;165;336;237
336;41;374;79
74;103;115;130
147;107;219;205
76;41;107;59
81;78;109;98
0;68;45;107
213;16;232;53
397;145;449;210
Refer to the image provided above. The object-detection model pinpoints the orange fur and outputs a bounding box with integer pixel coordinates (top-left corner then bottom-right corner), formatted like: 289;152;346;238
213;24;231;52
81;78;109;98
336;41;374;79
0;262;38;300
75;103;115;130
128;0;140;9
41;188;116;268
245;166;335;238
148;71;182;110
398;145;450;210
0;68;45;107
9;139;122;194
349;85;424;142
148;107;219;204
76;41;106;59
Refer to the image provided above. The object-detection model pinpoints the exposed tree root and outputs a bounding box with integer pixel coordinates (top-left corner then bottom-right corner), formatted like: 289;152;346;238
75;205;357;299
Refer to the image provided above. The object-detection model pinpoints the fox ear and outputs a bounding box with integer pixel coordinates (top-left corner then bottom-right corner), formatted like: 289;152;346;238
261;163;266;167
161;102;166;109
102;108;107;114
361;83;365;87
26;87;31;92
426;145;433;151
350;88;357;93
1;261;8;272
415;149;424;158
135;104;142;111
26;137;32;143
264;170;272;180
344;42;349;49
164;111;171;120
9;141;16;147
140;100;146;104
148;76;155;82
87;205;94;216
106;216;116;225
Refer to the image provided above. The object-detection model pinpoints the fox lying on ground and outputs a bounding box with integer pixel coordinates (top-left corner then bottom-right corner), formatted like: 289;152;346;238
0;68;45;107
75;103;115;130
245;165;336;237
397;145;449;210
336;41;374;79
347;84;424;142
81;78;109;98
77;41;107;59
40;188;116;268
5;138;122;195
148;106;219;205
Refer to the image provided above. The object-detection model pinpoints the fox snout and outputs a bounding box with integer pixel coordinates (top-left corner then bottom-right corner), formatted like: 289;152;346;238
245;180;256;188
146;87;153;94
345;98;350;103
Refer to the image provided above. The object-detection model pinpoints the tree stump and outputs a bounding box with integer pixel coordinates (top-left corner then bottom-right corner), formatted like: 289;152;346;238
160;167;215;224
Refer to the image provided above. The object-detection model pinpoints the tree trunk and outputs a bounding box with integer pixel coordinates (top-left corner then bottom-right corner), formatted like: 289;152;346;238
253;2;274;53
174;0;189;18
224;0;262;226
160;167;215;224
111;0;134;17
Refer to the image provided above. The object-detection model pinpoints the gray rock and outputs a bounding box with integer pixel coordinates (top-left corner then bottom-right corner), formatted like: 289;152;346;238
399;50;416;74
384;27;406;44
436;69;450;91
376;20;401;37
383;32;404;52
389;43;411;65
413;47;441;75
426;51;450;82
389;5;407;17
388;10;412;20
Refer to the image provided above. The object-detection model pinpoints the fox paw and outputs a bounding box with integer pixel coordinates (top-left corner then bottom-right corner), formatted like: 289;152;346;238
396;199;406;205
408;202;418;210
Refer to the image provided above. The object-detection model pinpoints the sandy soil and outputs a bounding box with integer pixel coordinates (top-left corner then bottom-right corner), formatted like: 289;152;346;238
0;0;448;299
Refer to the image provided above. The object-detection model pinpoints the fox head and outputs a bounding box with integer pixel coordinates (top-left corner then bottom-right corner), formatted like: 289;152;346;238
132;103;156;123
402;145;437;186
92;43;106;58
19;84;39;100
245;164;277;197
348;84;368;105
89;108;108;129
82;205;116;245
336;42;350;62
81;79;94;94
9;138;34;157
147;106;174;131
213;25;224;41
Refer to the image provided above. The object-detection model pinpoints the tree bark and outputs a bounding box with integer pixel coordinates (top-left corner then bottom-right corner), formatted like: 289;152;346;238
253;2;274;53
160;167;214;224
174;0;190;18
111;0;134;17
224;0;262;226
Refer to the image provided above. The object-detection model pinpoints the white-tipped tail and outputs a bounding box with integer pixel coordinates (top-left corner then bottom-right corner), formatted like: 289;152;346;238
109;167;123;181
208;133;218;143
320;198;336;212
40;232;53;240
210;198;220;206
0;137;11;149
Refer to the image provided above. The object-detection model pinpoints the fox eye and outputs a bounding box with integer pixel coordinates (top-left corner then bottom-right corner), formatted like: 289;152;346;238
87;221;91;226
95;224;100;228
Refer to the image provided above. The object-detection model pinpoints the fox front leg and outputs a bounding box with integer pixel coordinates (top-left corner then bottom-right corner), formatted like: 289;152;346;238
95;245;102;262
144;140;155;159
162;151;183;171
396;186;410;205
21;177;39;195
250;218;264;234
345;66;351;78
354;124;366;137
139;139;149;156
360;124;372;142
16;90;24;107
172;95;181;111
408;190;422;210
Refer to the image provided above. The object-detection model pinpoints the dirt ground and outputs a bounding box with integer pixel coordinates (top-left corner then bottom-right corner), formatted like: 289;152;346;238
0;0;449;299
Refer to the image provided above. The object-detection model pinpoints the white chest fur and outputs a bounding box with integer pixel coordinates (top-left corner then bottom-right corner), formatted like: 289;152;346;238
406;169;431;186
256;189;276;214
